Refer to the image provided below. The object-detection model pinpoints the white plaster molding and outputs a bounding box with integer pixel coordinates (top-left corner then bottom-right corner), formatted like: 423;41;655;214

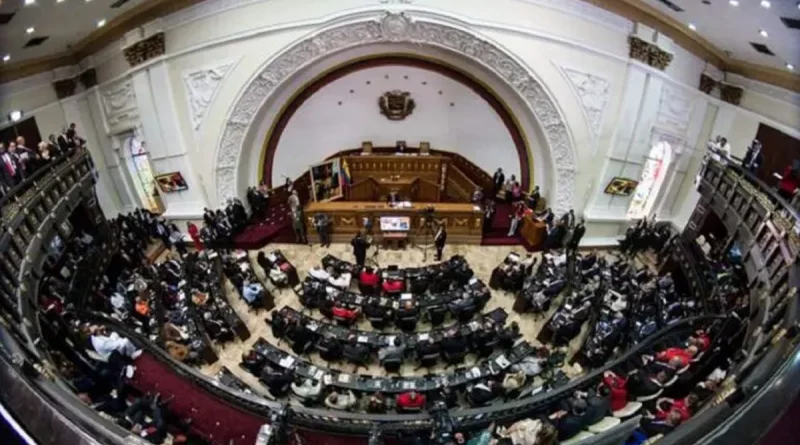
516;0;633;34
182;59;238;134
558;65;611;138
656;84;693;135
0;71;54;97
725;73;800;108
214;12;578;215
100;79;139;129
163;0;267;30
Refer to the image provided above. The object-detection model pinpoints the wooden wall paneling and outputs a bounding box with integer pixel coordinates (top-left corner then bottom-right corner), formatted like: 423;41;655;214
755;123;800;186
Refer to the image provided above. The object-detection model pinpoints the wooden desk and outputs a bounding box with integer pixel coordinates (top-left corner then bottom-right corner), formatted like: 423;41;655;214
520;216;547;250
304;201;483;244
381;231;408;249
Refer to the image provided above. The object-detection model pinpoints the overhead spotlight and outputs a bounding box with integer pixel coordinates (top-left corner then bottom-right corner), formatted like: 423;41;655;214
688;23;697;31
729;0;739;5
9;110;23;122
24;0;36;5
760;0;771;8
96;19;107;28
57;0;66;3
797;1;800;10
788;63;795;71
26;27;35;34
2;54;10;62
759;29;769;38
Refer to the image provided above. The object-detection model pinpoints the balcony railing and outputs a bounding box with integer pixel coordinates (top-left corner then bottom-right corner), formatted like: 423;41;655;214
0;152;798;445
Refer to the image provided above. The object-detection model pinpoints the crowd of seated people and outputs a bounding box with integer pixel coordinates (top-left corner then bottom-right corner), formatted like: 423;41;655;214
239;335;560;414
256;250;300;288
220;250;274;311
51;345;208;445
515;252;569;314
267;306;518;372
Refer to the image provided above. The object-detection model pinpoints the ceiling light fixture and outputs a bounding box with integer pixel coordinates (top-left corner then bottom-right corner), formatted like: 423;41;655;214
760;0;771;8
729;0;739;5
797;2;800;10
788;63;796;71
26;27;35;34
759;29;769;38
688;23;697;31
2;54;10;62
24;0;35;5
8;110;23;122
97;19;107;28
57;0;66;3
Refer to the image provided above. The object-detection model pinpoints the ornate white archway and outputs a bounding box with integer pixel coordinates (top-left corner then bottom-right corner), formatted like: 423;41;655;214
214;12;578;214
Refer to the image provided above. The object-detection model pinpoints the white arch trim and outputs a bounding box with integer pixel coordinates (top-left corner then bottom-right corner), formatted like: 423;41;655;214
214;12;578;214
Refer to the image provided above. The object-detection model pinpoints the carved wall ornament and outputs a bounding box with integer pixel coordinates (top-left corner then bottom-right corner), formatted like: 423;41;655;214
657;85;693;135
719;83;744;106
627;35;673;71
123;32;166;67
53;78;77;100
699;73;716;94
101;80;139;128
378;90;415;120
183;60;237;132
215;12;577;215
561;67;610;137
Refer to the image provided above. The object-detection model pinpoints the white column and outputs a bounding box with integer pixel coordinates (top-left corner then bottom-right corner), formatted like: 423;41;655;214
60;94;125;217
85;86;139;213
130;61;209;219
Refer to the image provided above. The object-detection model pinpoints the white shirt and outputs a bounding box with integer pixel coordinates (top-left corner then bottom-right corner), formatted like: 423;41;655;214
308;267;329;281
91;332;136;360
328;272;351;289
291;380;322;399
325;391;357;410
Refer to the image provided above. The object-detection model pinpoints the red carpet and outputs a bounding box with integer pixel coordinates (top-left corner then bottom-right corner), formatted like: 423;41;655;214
130;353;265;445
481;202;524;247
233;203;294;249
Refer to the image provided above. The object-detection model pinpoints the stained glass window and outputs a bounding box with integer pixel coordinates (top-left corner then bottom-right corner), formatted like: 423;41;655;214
125;135;161;213
628;141;673;219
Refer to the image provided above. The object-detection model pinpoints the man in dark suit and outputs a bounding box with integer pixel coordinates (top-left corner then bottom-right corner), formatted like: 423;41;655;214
434;224;447;261
560;209;576;229
741;139;763;174
527;185;541;210
567;219;586;254
350;232;370;267
314;213;331;247
492;168;505;196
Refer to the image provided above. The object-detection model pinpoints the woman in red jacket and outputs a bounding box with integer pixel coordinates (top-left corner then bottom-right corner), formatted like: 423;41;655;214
187;222;203;251
778;163;799;201
603;371;629;412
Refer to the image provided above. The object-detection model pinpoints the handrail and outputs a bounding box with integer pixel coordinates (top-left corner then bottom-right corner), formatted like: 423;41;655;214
84;307;722;435
0;150;84;210
717;158;800;222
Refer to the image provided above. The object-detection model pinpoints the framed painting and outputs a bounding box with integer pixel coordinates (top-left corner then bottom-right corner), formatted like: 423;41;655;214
604;177;639;196
155;172;189;193
309;158;343;202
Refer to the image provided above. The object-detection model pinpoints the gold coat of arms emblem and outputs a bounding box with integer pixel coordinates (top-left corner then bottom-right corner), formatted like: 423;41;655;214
378;90;415;120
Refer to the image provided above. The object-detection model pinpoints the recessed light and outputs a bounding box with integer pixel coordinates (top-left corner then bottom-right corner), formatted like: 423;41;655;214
797;2;800;10
760;0;771;8
688;23;697;31
24;0;35;5
57;0;66;3
788;63;796;71
8;110;23;122
759;29;769;38
25;27;35;34
2;54;10;62
729;0;739;5
97;19;106;28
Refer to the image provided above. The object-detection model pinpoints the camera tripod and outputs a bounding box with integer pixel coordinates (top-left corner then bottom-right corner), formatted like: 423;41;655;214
412;213;437;262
